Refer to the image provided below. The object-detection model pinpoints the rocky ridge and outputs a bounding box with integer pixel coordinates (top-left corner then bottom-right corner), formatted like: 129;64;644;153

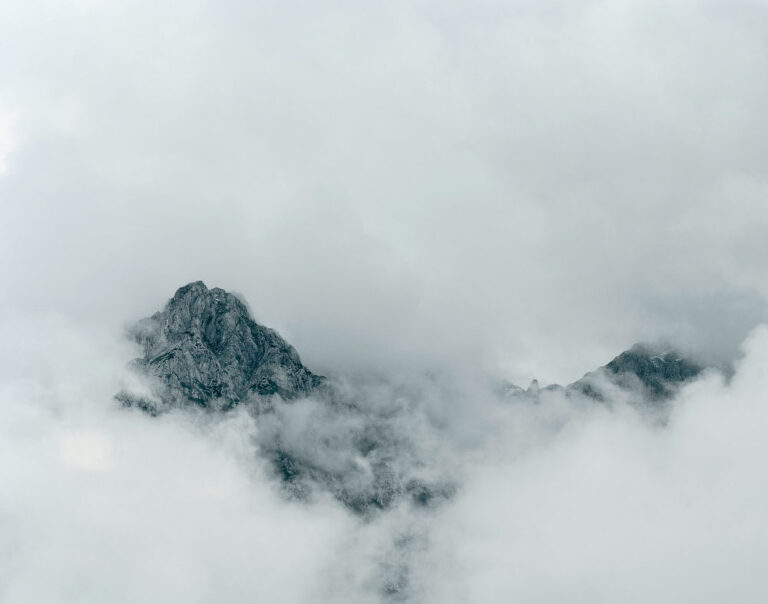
118;281;451;517
501;343;704;404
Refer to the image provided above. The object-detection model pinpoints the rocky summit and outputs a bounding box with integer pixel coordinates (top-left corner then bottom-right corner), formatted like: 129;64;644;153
118;281;323;412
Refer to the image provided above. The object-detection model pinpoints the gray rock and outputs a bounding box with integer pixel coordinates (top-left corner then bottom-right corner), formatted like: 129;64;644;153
502;343;704;405
118;281;323;412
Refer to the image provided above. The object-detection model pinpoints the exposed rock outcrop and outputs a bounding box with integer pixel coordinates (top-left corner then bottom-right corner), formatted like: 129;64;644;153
118;281;323;413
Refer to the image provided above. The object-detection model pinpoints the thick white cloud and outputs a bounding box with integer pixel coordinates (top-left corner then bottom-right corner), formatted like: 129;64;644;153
0;313;361;604
2;305;768;603
418;327;768;602
1;1;768;601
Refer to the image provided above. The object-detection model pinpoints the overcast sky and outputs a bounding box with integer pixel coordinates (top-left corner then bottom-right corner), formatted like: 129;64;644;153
2;0;767;383
3;2;768;603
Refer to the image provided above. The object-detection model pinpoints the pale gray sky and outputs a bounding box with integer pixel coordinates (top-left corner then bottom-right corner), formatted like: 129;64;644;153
1;0;767;383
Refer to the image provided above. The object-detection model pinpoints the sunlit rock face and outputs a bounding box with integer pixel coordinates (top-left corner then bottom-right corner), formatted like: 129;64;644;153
118;281;323;412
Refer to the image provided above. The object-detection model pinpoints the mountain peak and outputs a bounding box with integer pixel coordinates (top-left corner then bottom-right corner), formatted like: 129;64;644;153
119;282;323;412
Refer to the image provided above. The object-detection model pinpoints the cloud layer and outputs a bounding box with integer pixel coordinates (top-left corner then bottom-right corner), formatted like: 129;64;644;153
2;1;768;602
2;306;768;603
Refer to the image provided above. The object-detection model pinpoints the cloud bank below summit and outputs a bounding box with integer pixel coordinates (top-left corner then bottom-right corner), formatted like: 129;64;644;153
2;308;768;602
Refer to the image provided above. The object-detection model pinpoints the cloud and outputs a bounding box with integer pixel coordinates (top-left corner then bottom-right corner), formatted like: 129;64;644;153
2;305;768;602
0;0;767;383
0;113;17;174
415;327;768;603
1;1;768;601
0;313;360;604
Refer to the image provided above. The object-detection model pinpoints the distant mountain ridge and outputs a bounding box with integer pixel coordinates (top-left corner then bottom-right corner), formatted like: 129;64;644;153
502;343;704;404
114;281;710;600
118;282;707;520
122;281;705;413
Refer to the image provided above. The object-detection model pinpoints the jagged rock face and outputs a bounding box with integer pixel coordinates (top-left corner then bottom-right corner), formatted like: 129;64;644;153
120;281;323;411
